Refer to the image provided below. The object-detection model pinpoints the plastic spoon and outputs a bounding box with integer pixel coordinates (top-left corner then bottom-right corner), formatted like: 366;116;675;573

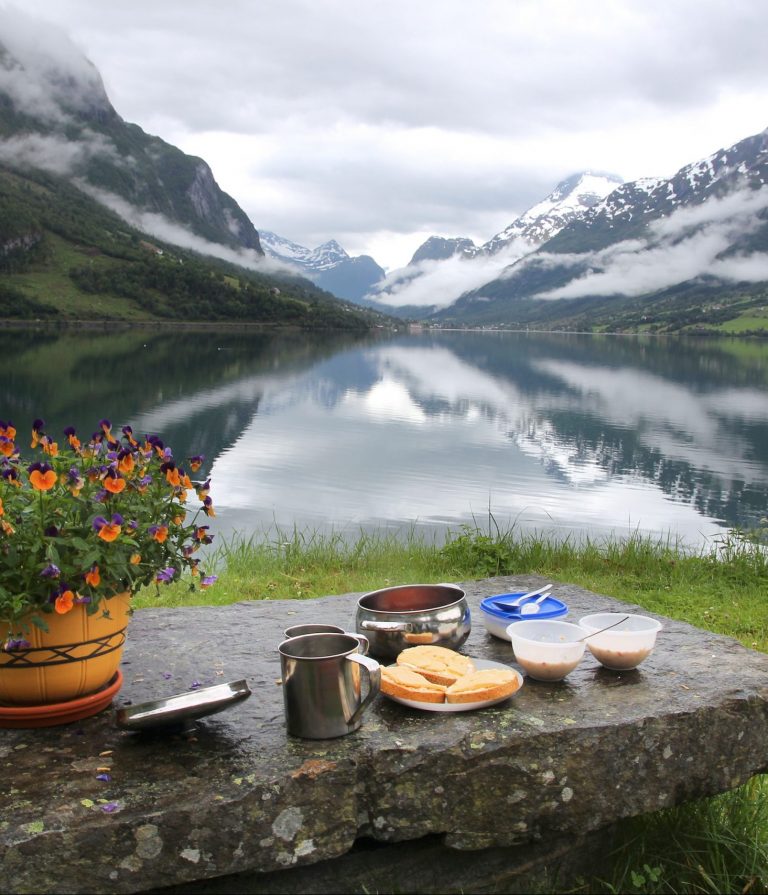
492;584;552;612
519;593;551;616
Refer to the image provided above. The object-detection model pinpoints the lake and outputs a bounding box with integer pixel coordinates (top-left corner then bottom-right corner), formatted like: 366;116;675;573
2;325;767;550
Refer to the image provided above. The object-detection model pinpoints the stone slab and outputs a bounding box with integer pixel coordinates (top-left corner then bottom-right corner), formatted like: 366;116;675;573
1;576;767;895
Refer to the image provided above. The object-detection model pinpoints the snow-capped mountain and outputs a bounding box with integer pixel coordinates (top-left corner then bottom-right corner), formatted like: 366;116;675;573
368;171;625;316
482;171;624;254
436;127;768;327
260;231;385;302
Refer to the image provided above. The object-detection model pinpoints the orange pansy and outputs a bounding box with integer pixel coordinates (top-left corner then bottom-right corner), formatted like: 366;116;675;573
129;553;142;564
29;469;57;491
103;476;126;494
85;565;101;587
98;523;121;542
55;590;75;614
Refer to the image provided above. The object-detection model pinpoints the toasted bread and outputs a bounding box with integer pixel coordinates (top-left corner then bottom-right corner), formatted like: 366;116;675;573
445;668;521;704
381;665;447;703
396;645;475;686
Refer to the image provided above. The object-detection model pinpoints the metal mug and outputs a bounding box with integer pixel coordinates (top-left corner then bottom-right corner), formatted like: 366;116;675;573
278;633;381;739
284;624;369;654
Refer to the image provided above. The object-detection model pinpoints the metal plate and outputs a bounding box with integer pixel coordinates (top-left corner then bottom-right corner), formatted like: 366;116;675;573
114;679;251;730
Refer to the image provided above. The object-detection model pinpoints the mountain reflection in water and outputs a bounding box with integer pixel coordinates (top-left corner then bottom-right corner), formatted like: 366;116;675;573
2;327;767;548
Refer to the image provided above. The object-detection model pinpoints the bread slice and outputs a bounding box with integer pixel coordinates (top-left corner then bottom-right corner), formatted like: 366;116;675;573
381;665;447;703
445;668;521;704
396;645;475;686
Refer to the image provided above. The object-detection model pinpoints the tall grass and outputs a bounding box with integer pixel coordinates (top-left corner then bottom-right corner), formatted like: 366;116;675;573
132;520;768;893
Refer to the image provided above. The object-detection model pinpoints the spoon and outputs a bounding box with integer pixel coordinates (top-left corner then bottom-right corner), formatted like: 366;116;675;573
577;615;630;641
492;583;552;612
519;593;550;616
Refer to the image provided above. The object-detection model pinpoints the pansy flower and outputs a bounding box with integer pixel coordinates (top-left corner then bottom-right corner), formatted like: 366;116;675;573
0;436;15;458
161;461;181;488
202;497;215;517
2;466;21;486
122;425;138;446
30;418;45;448
68;466;85;496
63;426;81;451
194;525;213;545
40;563;61;579
85;565;101;587
93;513;123;542
54;589;75;614
0;496;3;517
200;575;218;589
28;462;57;491
117;449;135;475
188;455;204;472
102;468;126;494
0;420;16;439
41;435;58;457
149;524;169;544
129;552;142;565
156;567;176;583
4;638;31;651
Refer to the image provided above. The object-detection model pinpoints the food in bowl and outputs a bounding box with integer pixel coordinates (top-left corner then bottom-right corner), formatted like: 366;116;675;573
396;644;475;686
507;620;587;681
579;613;662;670
480;594;568;640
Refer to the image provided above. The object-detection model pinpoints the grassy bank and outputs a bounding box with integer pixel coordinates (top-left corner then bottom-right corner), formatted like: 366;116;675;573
133;522;768;894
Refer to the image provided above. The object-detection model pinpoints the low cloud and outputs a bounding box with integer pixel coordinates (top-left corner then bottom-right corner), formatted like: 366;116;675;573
370;238;533;309
75;181;301;277
529;185;768;300
0;131;119;176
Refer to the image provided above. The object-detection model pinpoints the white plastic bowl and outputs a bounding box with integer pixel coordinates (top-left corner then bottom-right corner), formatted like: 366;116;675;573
579;613;662;670
506;619;587;681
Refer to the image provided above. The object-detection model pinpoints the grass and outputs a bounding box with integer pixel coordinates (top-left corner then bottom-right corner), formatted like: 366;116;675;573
132;519;768;894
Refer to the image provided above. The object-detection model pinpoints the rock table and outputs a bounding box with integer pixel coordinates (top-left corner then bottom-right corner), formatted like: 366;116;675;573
2;576;767;895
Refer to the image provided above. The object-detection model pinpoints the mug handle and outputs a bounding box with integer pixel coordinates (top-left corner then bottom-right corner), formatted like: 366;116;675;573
348;632;370;655
345;653;381;728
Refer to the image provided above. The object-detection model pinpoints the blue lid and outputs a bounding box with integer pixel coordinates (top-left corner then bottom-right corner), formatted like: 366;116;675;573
480;593;568;620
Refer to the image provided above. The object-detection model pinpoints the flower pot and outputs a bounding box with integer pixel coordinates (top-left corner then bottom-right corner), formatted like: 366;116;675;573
0;592;130;706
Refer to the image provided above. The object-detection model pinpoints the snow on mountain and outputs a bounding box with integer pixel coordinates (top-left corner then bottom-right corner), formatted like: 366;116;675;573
482;171;624;253
259;231;384;302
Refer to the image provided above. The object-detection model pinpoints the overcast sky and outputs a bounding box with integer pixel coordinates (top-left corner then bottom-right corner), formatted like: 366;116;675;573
10;0;768;269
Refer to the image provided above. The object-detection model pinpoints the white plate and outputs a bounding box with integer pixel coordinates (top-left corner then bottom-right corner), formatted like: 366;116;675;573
381;658;524;713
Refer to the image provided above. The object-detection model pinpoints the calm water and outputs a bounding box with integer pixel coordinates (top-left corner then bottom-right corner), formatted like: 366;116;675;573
2;326;768;549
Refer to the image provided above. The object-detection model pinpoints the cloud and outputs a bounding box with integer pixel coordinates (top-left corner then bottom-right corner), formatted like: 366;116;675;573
0;6;107;122
530;185;768;299
370;239;534;308
74;181;301;277
8;1;768;268
0;131;119;176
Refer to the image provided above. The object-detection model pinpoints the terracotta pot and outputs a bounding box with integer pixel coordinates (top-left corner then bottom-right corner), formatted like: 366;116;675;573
0;592;131;706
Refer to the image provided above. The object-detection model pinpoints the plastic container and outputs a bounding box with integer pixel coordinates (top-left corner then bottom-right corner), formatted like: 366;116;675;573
480;593;568;640
579;613;662;670
506;619;587;681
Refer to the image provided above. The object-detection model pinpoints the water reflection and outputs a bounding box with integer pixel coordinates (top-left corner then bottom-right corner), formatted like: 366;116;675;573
2;327;767;547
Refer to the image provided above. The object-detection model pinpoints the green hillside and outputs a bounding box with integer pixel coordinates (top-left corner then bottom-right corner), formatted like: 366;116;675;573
0;164;397;330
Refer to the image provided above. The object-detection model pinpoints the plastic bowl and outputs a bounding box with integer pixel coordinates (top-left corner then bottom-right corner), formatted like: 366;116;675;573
506;619;587;681
480;593;568;641
579;613;662;670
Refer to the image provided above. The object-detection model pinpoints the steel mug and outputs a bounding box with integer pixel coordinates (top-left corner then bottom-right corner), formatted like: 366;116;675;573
278;633;380;739
285;623;354;641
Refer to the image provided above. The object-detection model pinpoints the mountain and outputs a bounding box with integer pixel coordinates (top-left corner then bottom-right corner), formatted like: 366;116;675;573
436;128;768;332
409;236;480;263
259;231;386;303
0;20;399;331
482;171;624;254
368;172;624;316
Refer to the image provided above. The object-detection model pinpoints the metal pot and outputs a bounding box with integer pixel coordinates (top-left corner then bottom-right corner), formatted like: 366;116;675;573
355;583;471;659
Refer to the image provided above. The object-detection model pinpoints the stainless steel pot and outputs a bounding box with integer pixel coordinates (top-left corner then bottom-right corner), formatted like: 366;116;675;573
355;583;471;659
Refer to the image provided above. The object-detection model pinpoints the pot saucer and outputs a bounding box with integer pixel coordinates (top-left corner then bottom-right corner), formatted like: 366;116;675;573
0;670;123;728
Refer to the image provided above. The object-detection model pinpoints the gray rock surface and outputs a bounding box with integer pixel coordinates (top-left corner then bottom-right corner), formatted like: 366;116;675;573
1;576;767;894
